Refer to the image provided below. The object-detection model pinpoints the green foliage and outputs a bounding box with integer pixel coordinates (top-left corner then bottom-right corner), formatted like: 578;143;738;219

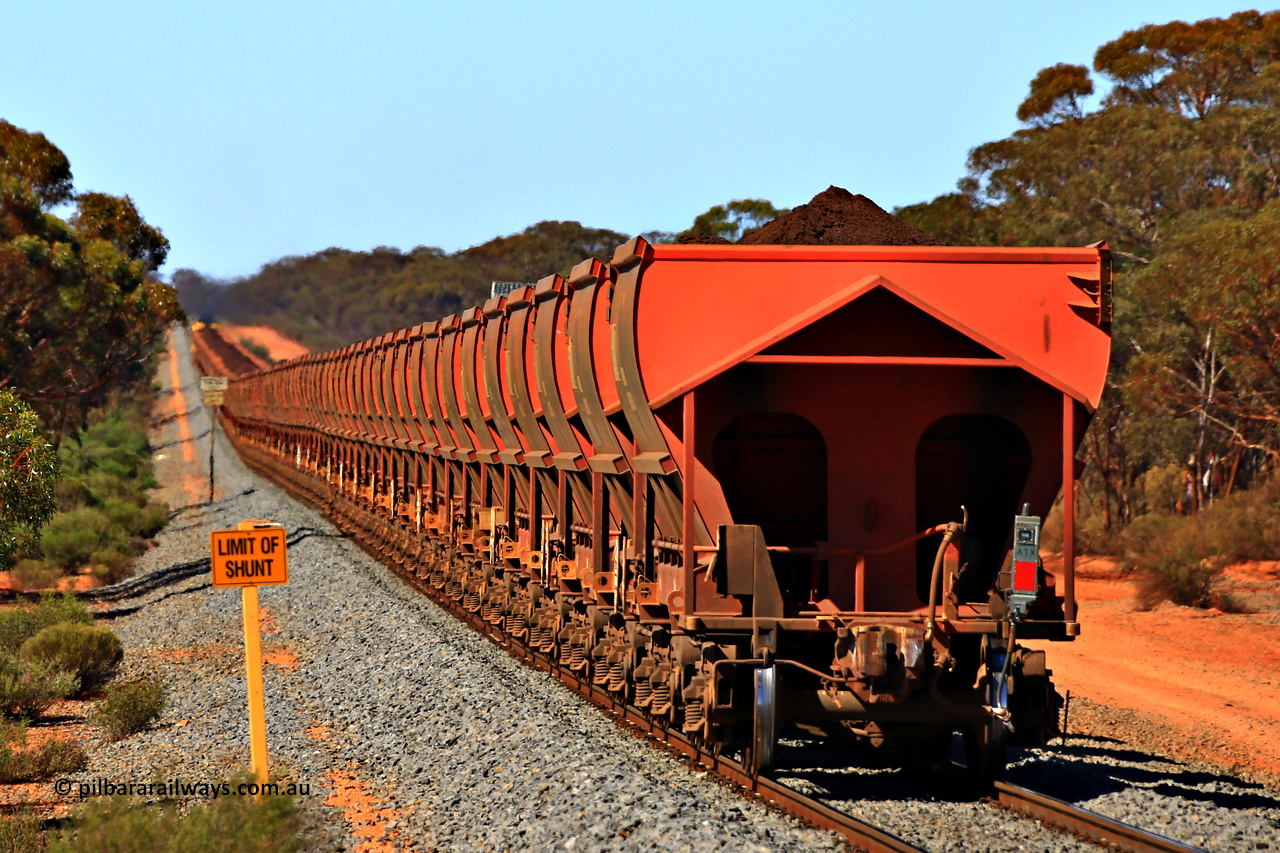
1134;543;1225;610
1126;200;1280;451
1094;11;1280;118
964;104;1242;261
70;192;168;271
0;655;79;719
1120;476;1280;608
21;624;123;694
89;549;132;584
46;781;308;853
0;610;40;657
238;338;273;365
61;399;154;485
99;496;142;530
687;198;788;242
93;678;166;740
130;503;168;538
893;193;1000;246
0;121;72;208
1134;464;1185;516
33;591;93;628
951;11;1280;266
0;390;58;569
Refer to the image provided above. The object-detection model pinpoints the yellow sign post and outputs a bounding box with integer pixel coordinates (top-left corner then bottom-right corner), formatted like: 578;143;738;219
210;520;288;786
199;377;228;502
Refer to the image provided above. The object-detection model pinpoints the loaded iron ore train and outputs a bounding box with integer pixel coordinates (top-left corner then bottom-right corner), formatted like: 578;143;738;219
197;236;1113;779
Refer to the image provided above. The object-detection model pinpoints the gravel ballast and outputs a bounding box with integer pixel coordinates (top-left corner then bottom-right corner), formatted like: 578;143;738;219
70;326;1280;852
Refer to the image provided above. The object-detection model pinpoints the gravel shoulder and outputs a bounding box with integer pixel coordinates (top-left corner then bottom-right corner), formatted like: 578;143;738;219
1028;555;1280;790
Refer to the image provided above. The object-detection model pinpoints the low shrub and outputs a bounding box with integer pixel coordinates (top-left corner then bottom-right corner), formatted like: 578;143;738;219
21;624;122;695
9;560;64;592
1118;477;1280;609
99;497;142;532
89;549;132;584
81;473;145;510
1120;512;1184;567
130;503;169;538
1134;545;1225;610
40;508;126;570
63;416;151;486
0;718;23;746
0;655;79;719
0;593;91;655
1194;478;1280;563
93;678;166;741
0;810;46;853
46;777;308;853
33;592;93;629
0;610;39;656
1076;511;1123;555
53;478;90;513
0;723;87;782
36;387;168;587
240;338;274;365
1124;511;1237;610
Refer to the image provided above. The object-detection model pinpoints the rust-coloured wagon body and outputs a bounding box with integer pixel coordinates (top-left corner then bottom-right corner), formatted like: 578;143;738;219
199;237;1112;778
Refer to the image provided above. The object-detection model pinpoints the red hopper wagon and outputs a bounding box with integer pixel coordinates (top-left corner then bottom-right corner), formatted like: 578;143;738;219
206;234;1112;779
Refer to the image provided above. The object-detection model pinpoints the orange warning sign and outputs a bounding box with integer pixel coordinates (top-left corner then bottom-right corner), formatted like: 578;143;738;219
210;523;288;587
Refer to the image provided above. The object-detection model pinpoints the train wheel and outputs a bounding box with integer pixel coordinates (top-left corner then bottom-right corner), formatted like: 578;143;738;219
964;715;1008;784
749;665;777;775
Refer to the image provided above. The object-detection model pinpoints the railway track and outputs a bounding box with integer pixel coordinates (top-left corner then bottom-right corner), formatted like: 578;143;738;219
994;783;1206;853
234;433;1207;853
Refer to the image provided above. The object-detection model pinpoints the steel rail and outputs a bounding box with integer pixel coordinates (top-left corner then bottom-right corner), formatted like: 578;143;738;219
994;782;1206;853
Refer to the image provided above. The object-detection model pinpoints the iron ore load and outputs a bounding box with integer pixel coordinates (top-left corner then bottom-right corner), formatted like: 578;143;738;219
199;192;1112;780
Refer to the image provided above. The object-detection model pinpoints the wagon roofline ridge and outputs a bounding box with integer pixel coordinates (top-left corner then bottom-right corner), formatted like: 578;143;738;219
648;242;1105;265
643;273;1102;412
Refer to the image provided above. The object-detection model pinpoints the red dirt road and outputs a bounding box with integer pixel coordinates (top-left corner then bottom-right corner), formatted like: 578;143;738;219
1026;557;1280;786
217;325;309;363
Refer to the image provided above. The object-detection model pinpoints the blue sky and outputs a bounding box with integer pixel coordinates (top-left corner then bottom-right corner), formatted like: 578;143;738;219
2;1;1258;278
